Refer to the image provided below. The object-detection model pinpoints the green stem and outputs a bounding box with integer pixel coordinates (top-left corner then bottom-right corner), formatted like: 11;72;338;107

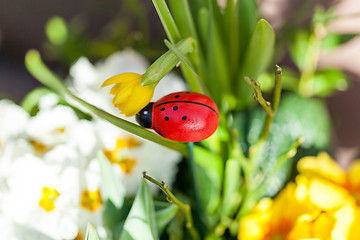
143;173;200;240
25;49;188;156
259;65;282;142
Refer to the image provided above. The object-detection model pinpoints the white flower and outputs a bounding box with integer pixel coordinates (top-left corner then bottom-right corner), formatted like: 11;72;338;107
0;99;29;151
2;153;103;239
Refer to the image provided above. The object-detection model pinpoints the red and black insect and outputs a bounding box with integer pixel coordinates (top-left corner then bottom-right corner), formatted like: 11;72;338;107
136;91;219;142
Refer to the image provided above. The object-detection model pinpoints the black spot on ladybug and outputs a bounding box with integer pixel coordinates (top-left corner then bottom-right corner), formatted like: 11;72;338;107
173;106;178;111
161;108;165;111
186;91;190;93
165;116;170;121
175;95;180;98
182;116;187;120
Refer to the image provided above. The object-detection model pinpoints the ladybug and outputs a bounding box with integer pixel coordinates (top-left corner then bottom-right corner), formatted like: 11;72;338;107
136;91;219;142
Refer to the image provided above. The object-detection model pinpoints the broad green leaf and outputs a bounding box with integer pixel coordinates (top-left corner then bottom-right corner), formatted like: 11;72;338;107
25;50;187;155
247;93;331;151
155;204;179;235
238;19;275;108
98;152;125;209
312;69;348;96
120;179;159;240
85;223;100;240
151;0;181;44
193;146;223;215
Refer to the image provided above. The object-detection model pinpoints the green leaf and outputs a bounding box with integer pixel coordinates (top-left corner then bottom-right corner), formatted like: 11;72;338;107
85;223;100;240
241;19;275;79
322;32;357;51
221;159;242;217
205;0;231;105
25;50;187;155
289;30;310;70
21;87;54;115
142;38;196;86
193;146;223;216
120;179;159;240
45;16;68;45
164;39;204;92
238;19;275;108
168;0;198;40
312;69;348;97
237;0;258;63
155;204;179;235
151;0;181;44
247;92;331;151
98;152;125;209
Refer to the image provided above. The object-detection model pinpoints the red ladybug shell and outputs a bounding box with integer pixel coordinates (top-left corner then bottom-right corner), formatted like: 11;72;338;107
150;91;219;142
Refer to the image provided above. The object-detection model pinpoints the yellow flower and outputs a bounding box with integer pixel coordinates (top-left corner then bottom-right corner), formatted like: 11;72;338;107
101;73;157;117
298;152;360;205
239;176;354;240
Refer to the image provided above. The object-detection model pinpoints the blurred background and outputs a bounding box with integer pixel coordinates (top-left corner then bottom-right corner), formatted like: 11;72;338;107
0;0;359;163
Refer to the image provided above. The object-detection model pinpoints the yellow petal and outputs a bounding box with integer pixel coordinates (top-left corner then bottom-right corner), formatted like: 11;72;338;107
348;160;360;190
297;152;347;186
101;73;143;87
308;178;348;210
120;84;156;117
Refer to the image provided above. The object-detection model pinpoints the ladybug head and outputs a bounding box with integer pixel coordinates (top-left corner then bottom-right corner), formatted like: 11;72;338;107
136;103;154;128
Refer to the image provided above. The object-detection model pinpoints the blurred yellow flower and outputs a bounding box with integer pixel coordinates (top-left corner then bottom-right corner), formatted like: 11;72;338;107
298;152;360;205
239;173;355;240
101;73;157;117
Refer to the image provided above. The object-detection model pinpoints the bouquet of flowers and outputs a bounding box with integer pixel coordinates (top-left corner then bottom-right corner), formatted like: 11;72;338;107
1;0;358;239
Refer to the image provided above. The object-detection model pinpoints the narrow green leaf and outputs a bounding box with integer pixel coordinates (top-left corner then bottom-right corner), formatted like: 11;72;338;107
25;50;187;155
193;146;223;215
197;8;209;50
241;19;275;80
152;0;181;43
98;152;125;209
120;180;159;240
142;38;195;86
85;223;100;240
237;0;258;63
206;0;231;105
238;19;275;107
155;204;179;235
168;0;198;40
164;39;204;93
221;159;242;217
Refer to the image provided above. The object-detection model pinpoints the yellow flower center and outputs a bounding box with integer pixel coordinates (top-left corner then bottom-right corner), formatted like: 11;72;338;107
103;137;141;174
0;139;2;148
80;189;103;211
30;140;50;154
74;230;84;240
39;186;60;212
52;127;66;134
